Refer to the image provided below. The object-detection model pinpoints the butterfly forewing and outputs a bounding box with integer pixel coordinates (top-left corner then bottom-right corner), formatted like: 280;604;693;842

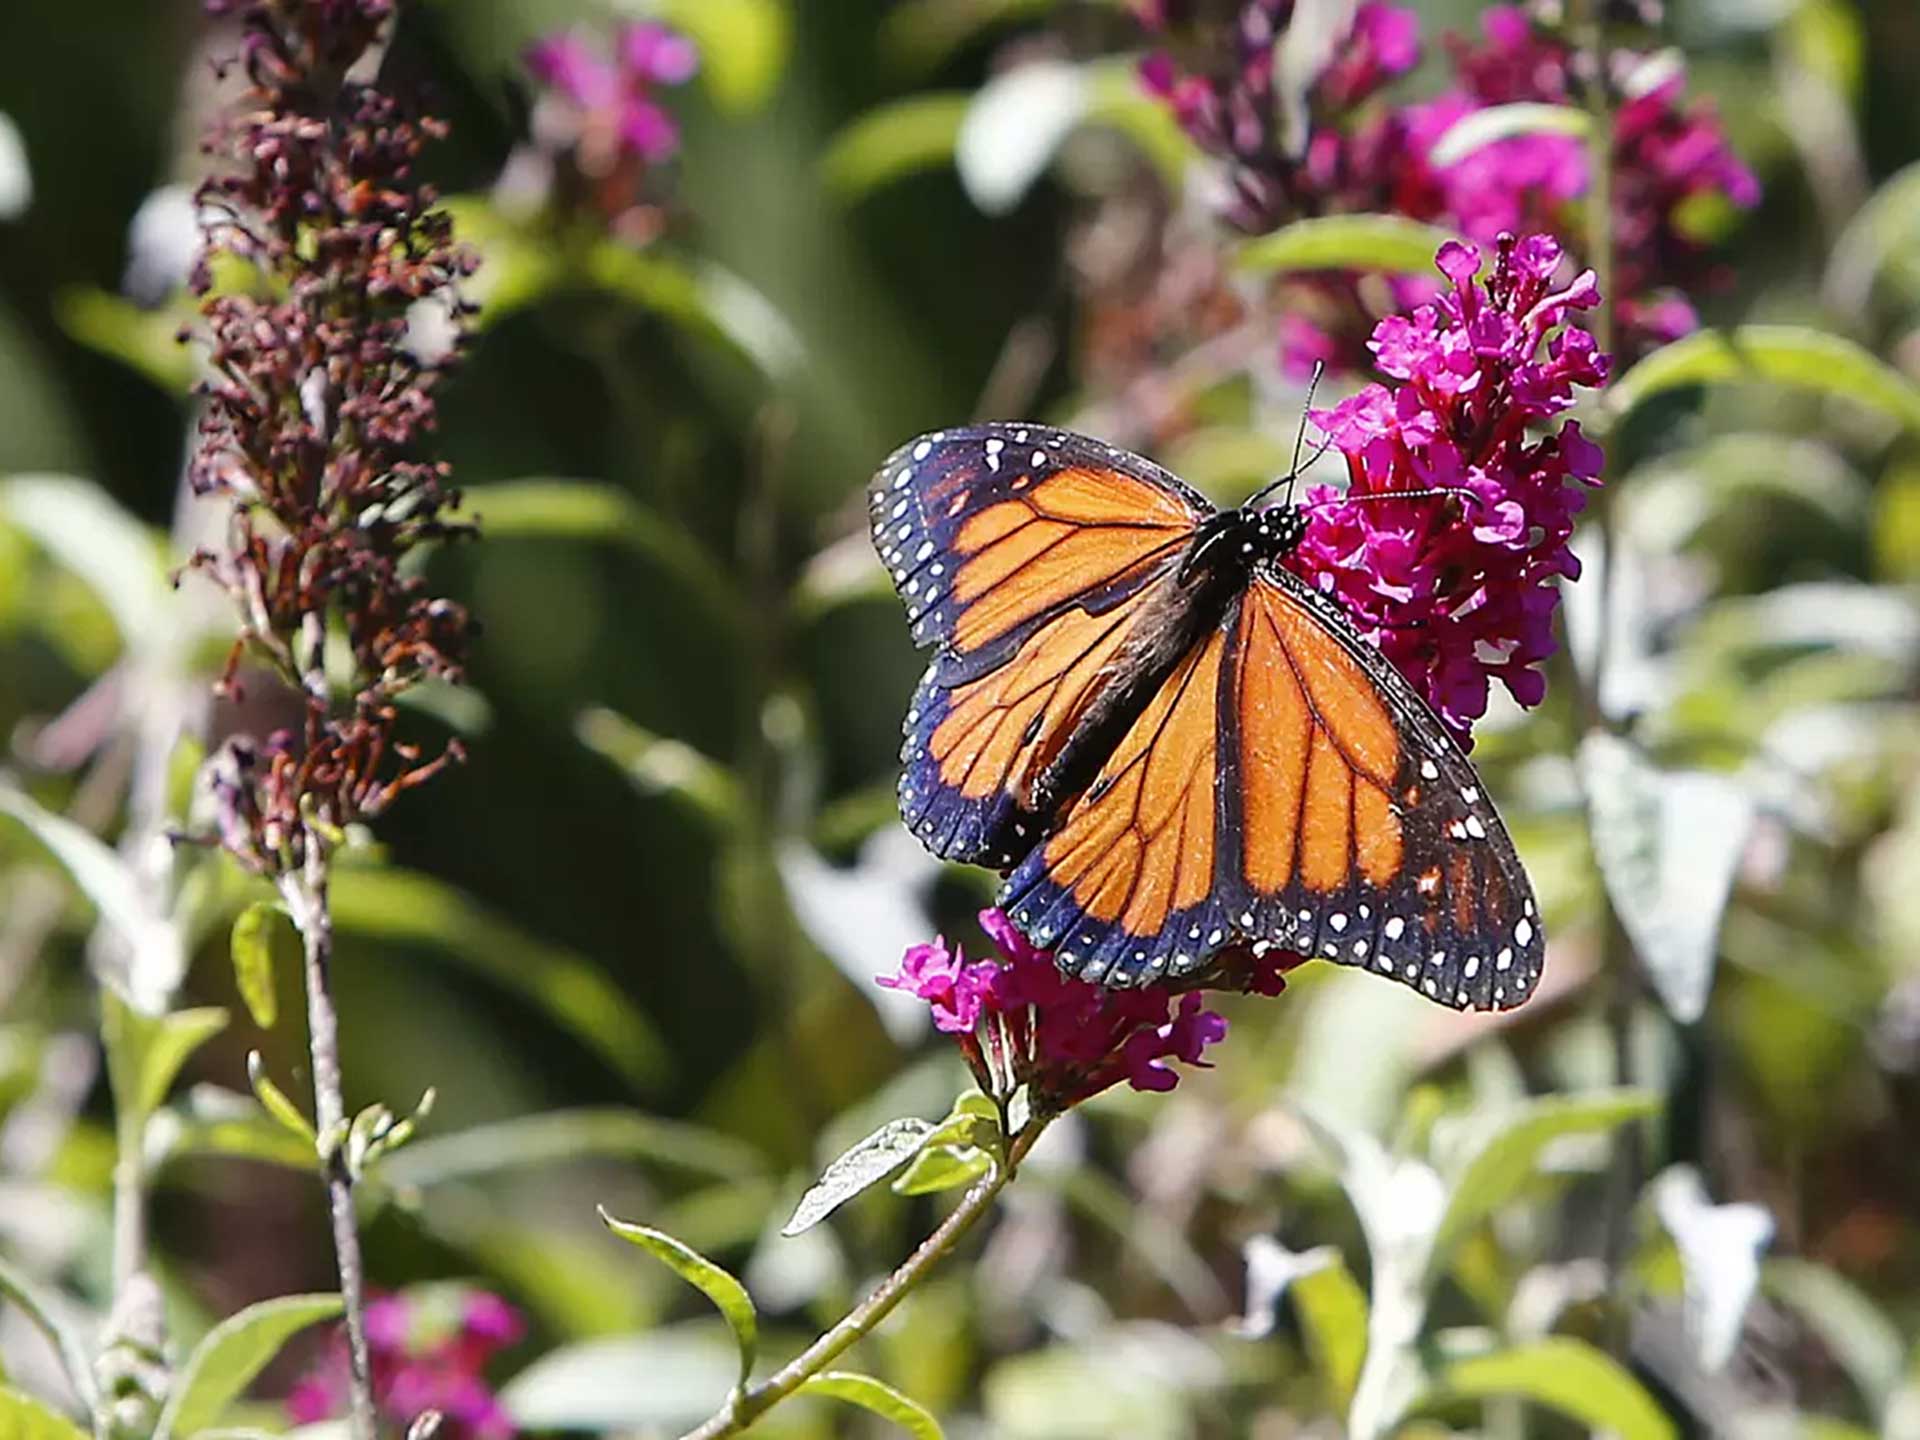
873;424;1210;868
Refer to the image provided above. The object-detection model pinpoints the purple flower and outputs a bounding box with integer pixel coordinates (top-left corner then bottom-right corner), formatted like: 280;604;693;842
290;1287;524;1440
880;910;1275;1110
523;22;695;168
1288;232;1610;742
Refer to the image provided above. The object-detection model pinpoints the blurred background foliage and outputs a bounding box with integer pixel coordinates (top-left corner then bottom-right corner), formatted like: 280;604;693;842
3;0;1920;1436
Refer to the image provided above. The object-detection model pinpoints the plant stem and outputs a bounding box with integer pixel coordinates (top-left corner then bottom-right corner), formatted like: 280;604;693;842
283;851;377;1440
679;1120;1050;1440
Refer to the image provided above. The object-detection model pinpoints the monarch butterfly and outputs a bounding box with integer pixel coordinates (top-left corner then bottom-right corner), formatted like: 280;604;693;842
868;422;1544;1012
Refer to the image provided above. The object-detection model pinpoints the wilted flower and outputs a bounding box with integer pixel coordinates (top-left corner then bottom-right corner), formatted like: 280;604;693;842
883;909;1290;1111
290;1288;525;1440
188;0;475;875
1288;232;1609;742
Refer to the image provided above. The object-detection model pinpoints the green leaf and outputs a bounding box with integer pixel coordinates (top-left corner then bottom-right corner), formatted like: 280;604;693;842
466;481;743;638
1431;1088;1658;1271
1235;1240;1366;1413
783;1117;937;1235
956;60;1089;214
0;474;177;659
1236;215;1459;277
1578;733;1755;1023
379;1107;764;1190
1608;325;1920;436
799;1372;944;1439
652;0;791;114
154;1294;343;1440
1828;161;1920;317
246;1051;317;1147
0;1257;97;1408
1427;103;1590;168
1434;1338;1677;1440
822;95;971;199
499;1327;740;1432
584;246;803;377
576;708;744;835
0;783;181;1003
102;992;230;1137
326;867;668;1092
0;1386;89;1440
52;287;198;394
599;1211;758;1387
229;902;294;1030
1764;1258;1905;1418
892;1145;991;1197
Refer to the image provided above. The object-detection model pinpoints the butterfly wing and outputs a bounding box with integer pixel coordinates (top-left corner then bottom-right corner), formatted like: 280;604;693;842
871;424;1211;867
997;567;1544;1010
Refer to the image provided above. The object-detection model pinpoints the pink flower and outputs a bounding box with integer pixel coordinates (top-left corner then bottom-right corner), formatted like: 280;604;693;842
289;1287;524;1440
523;22;696;168
1288;232;1609;743
881;909;1278;1109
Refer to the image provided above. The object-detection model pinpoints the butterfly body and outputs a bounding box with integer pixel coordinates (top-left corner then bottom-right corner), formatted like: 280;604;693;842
870;422;1544;1011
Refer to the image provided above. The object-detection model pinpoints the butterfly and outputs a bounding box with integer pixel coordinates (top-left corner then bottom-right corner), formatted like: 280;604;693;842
868;422;1544;1011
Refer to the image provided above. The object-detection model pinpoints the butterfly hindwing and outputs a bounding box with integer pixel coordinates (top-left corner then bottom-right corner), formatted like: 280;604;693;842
875;424;1210;867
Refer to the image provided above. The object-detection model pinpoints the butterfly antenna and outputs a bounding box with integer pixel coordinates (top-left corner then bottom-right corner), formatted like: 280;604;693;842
1283;360;1326;507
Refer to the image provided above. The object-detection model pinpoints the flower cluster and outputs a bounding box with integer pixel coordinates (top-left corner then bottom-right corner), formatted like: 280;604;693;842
189;0;476;876
290;1288;525;1440
1288;232;1608;741
1135;0;1758;368
881;909;1296;1109
500;23;697;242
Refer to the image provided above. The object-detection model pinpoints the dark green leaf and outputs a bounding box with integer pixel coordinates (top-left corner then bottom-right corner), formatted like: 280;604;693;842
599;1211;758;1386
1608;326;1920;436
1434;1338;1677;1440
228;902;294;1030
783;1117;936;1235
154;1294;343;1440
799;1372;943;1439
1236;215;1459;277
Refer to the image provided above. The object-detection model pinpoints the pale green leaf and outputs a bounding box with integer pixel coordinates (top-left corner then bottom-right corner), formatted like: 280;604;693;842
1237;215;1459;278
956;60;1088;215
799;1372;943;1439
576;708;744;834
229;902;294;1030
891;1145;991;1196
783;1118;936;1235
1434;1338;1677;1440
1428;103;1590;168
246;1052;316;1147
379;1107;764;1189
102;992;230;1135
1431;1089;1658;1270
822;95;970;199
326;867;668;1092
0;1386;88;1440
1608;325;1920;436
155;1294;343;1440
1235;1240;1366;1413
0;1258;97;1408
651;0;791;114
1828;160;1920;317
0;474;175;658
599;1211;757;1386
500;1327;739;1431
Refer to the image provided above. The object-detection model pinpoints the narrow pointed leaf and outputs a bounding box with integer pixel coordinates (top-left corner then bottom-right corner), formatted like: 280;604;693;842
1236;215;1460;277
154;1294;343;1440
798;1373;943;1439
246;1052;317;1146
783;1118;935;1235
229;902;294;1030
1434;1338;1677;1440
600;1211;757;1385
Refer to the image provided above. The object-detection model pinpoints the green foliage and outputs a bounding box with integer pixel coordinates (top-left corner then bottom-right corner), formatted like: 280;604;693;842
1235;215;1464;277
599;1212;758;1387
153;1295;343;1440
0;1387;88;1440
227;903;293;1030
1433;1339;1677;1440
798;1372;944;1438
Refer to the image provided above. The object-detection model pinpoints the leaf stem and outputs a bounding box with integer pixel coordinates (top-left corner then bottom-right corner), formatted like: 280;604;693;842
282;851;377;1440
678;1119;1051;1440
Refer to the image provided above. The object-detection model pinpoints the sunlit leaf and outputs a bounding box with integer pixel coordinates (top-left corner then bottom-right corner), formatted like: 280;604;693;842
229;902;294;1030
892;1145;991;1196
0;1386;88;1440
326;867;669;1092
1431;1088;1659;1271
799;1372;943;1439
576;707;744;835
102;991;230;1136
956;60;1088;215
154;1294;343;1440
246;1051;316;1147
783;1117;936;1235
0;1257;97;1408
380;1108;764;1190
1428;103;1590;168
1579;733;1755;1023
650;0;791;114
1765;1259;1904;1418
599;1211;757;1386
1608;326;1920;436
53;288;197;395
1434;1338;1676;1440
1234;1239;1366;1413
1652;1166;1772;1372
822;95;970;199
1236;215;1459;277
